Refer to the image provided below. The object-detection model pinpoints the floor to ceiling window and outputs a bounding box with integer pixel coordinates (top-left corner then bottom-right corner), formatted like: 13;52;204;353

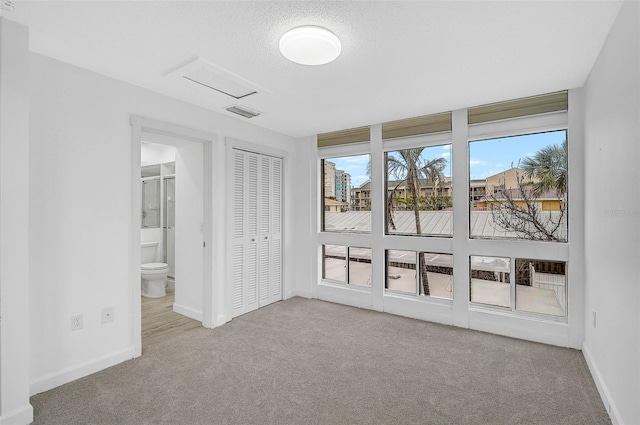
316;91;575;345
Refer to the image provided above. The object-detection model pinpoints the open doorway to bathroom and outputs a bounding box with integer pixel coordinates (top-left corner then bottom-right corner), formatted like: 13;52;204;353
140;146;200;349
139;138;203;351
131;116;216;358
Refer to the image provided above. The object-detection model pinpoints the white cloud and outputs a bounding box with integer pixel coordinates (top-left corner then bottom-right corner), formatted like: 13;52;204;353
342;155;369;164
469;158;486;166
440;152;450;158
350;175;370;187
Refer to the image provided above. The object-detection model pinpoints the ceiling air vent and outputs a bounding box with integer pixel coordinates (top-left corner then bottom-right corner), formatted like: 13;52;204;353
225;105;261;119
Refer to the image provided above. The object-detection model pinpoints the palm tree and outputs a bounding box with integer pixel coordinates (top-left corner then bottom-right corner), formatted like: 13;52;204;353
422;157;447;209
489;140;568;241
521;140;567;197
387;150;447;296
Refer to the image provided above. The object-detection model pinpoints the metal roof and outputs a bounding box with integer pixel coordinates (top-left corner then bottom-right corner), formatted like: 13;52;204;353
324;198;347;206
325;210;567;240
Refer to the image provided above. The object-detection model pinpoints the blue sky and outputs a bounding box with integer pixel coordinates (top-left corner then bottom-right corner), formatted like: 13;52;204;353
469;130;566;180
329;130;567;188
330;154;371;188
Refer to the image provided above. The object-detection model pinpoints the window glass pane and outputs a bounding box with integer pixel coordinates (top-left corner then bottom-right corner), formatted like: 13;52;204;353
322;155;371;233
470;256;511;308
349;247;372;287
323;245;346;283
419;252;453;300
515;259;566;316
386;145;452;236
469;131;567;242
386;250;417;294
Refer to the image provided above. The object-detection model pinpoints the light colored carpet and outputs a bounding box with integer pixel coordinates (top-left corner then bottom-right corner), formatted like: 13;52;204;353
30;297;610;424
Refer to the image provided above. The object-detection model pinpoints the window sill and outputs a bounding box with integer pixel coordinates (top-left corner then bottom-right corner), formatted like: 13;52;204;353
318;280;372;294
469;304;569;324
384;290;453;307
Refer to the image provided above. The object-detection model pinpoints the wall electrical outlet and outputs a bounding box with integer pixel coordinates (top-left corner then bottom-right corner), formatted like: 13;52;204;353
102;307;114;324
71;314;83;331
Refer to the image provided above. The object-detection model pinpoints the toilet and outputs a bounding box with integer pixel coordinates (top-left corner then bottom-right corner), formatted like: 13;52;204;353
141;242;169;298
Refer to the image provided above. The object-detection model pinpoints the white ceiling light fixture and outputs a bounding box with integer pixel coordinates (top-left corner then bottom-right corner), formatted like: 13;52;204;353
279;25;341;66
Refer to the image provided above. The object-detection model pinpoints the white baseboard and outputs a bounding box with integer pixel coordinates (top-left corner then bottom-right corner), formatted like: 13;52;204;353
216;313;231;327
173;303;202;321
29;348;133;396
582;343;621;424
287;288;313;299
0;403;33;425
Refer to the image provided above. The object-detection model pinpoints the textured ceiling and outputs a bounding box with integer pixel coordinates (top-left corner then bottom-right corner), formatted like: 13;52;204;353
8;1;623;138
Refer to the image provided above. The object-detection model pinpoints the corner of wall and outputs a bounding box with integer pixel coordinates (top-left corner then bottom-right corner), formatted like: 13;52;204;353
0;403;34;425
1;18;33;425
581;1;640;424
582;343;622;425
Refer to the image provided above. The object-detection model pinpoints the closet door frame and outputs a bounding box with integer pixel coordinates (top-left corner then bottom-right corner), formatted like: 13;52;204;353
226;138;286;321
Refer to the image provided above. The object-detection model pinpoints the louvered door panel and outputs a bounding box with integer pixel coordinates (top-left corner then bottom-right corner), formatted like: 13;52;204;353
260;157;270;235
247;154;258;240
270;157;283;299
232;245;243;310
272;158;282;235
244;153;260;312
232;150;246;317
271;238;282;297
233;152;244;238
260;238;270;300
246;240;258;307
259;157;271;301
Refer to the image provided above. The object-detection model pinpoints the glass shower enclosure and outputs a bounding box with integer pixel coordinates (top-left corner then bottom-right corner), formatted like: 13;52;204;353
163;175;175;280
141;162;176;282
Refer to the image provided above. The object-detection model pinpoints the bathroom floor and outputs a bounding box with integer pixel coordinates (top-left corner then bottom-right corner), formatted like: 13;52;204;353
141;286;201;350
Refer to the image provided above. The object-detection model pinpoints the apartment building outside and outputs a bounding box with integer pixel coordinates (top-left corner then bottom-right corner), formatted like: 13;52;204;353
477;168;564;211
351;178;452;211
323;161;336;198
335;169;351;204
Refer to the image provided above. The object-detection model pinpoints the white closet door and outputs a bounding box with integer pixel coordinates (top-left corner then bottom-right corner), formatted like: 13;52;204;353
231;149;282;318
245;153;260;312
269;157;283;302
258;155;283;308
259;155;271;304
231;150;245;315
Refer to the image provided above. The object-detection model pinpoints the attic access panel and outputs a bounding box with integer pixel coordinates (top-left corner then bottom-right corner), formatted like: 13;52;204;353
168;57;268;100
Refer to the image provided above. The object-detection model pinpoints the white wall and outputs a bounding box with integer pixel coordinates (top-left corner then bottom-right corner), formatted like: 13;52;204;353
27;52;304;400
0;18;33;425
289;136;315;299
582;1;640;424
174;142;204;320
